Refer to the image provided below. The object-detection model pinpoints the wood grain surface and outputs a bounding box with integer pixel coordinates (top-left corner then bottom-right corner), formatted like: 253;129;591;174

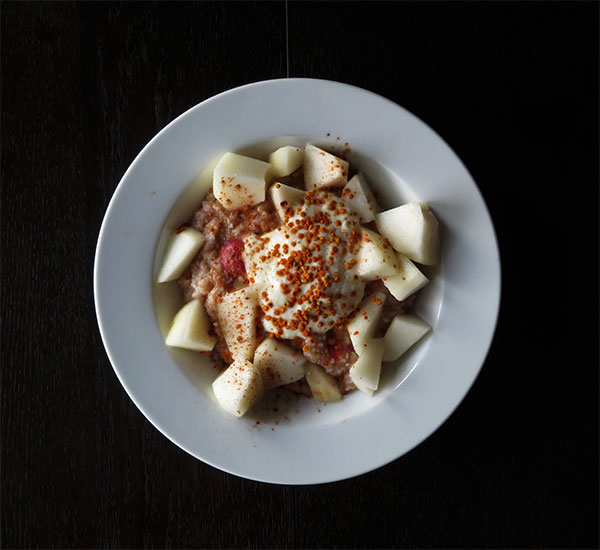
1;2;598;548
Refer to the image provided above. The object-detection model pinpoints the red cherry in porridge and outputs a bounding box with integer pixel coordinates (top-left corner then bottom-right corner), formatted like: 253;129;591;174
327;335;352;364
219;239;246;276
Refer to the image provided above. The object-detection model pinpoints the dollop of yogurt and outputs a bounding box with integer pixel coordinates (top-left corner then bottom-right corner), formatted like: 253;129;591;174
243;191;365;340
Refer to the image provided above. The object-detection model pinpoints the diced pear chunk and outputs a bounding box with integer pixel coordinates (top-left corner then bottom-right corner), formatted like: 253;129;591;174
305;364;342;402
382;314;431;362
268;183;305;221
356;227;400;280
217;286;259;361
212;359;264;417
268;146;304;177
349;338;385;396
375;202;440;265
157;226;204;283
303;144;349;190
347;291;387;355
213;152;270;211
342;173;379;223
253;338;307;388
165;299;216;352
383;253;429;301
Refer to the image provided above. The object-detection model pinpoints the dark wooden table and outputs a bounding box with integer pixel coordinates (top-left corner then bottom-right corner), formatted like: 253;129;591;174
2;2;598;548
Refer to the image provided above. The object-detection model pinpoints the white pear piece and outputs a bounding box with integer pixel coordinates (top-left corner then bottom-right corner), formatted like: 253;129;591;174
268;183;305;221
383;253;429;302
347;291;387;355
212;359;264;417
157;226;204;283
165;299;216;352
342;173;379;223
382;314;431;362
349;338;385;396
268;146;304;177
305;364;342;402
375;202;440;265
213;152;270;211
217;286;259;361
253;338;307;388
303;144;349;190
356;227;400;280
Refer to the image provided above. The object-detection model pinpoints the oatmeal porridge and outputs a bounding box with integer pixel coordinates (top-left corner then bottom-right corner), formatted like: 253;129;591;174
157;143;439;417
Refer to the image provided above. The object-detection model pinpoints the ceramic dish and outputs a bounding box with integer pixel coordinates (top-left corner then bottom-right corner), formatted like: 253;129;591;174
94;78;500;484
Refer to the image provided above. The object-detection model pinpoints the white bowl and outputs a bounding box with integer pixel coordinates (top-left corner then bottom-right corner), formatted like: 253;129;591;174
94;78;500;484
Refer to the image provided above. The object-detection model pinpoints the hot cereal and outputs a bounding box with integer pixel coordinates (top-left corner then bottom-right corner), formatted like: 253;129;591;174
157;144;439;417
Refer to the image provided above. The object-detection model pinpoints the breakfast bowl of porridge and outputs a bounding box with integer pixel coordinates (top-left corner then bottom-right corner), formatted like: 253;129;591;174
94;79;500;484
